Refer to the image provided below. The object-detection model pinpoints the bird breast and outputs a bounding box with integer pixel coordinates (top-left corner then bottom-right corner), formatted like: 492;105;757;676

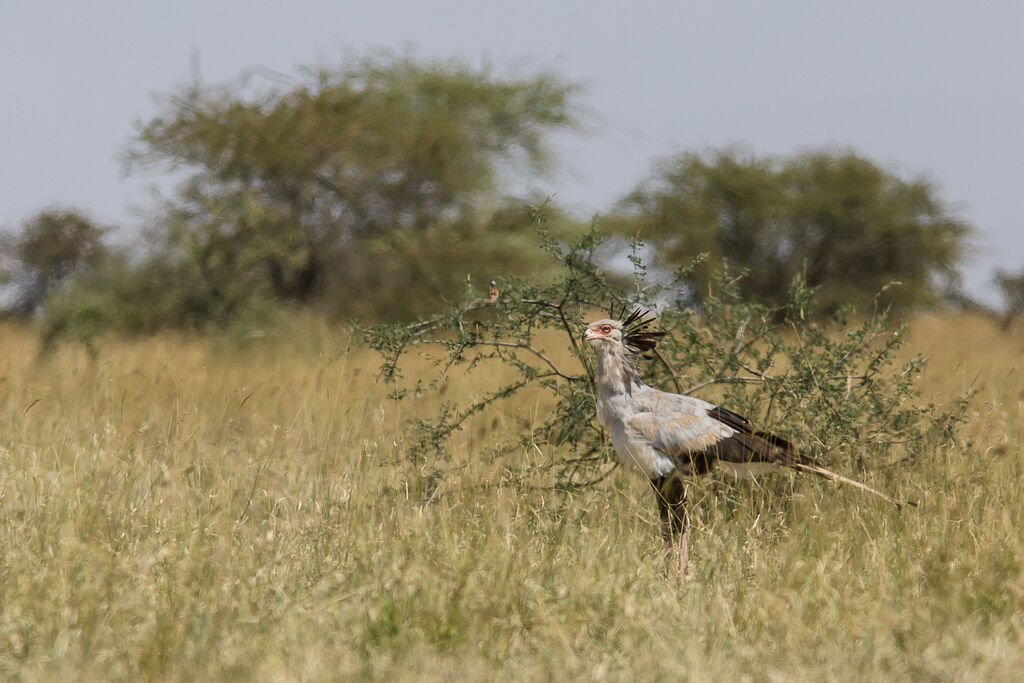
610;421;679;479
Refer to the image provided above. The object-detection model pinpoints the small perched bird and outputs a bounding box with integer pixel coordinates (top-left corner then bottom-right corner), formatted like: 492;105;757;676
583;309;905;574
488;279;499;302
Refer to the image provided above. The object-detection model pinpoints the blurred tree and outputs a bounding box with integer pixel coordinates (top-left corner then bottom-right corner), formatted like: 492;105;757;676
613;149;972;316
0;208;109;317
123;53;582;321
994;268;1024;329
39;254;239;353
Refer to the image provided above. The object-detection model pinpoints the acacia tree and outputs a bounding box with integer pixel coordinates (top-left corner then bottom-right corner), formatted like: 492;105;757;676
0;209;109;317
613;149;971;316
124;53;582;321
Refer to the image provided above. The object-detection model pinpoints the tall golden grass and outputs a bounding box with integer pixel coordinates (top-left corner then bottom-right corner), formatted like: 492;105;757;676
1;313;1022;680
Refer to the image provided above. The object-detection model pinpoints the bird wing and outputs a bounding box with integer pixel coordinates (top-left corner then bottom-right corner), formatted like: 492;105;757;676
629;385;805;467
624;410;734;475
630;384;719;416
628;387;729;450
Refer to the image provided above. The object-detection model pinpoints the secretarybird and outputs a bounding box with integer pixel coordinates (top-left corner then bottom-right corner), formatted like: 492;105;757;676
583;309;906;574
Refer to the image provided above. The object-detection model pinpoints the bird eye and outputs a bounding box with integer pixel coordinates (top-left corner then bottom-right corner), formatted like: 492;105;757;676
601;325;611;333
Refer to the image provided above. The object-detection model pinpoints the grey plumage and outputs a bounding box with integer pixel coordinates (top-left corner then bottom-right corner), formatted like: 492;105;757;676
583;310;906;572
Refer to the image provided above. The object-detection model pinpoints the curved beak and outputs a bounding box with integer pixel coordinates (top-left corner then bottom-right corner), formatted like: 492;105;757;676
582;328;597;342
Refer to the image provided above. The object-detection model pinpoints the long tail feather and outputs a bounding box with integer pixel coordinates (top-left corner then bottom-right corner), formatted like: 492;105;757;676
707;406;913;509
793;463;915;509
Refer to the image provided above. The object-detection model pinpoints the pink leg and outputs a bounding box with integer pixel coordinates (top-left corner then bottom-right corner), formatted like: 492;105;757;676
676;529;688;575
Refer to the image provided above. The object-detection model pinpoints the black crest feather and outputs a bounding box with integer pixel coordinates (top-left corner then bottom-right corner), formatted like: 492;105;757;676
614;305;666;354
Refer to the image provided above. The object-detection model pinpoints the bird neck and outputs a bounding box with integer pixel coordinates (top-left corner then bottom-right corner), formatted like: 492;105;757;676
594;344;643;398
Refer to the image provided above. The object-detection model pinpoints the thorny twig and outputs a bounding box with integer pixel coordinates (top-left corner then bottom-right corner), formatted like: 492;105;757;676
413;338;583;382
405;296;498;332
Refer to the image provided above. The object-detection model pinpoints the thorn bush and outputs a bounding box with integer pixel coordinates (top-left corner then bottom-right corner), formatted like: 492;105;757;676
358;208;969;492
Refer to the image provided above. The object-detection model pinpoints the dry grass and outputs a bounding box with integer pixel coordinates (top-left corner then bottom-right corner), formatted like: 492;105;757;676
1;313;1023;680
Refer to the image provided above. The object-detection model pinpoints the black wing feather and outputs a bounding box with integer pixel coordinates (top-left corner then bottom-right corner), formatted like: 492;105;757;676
706;406;808;466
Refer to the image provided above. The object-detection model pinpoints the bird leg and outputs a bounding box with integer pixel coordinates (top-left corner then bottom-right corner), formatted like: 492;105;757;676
652;474;689;576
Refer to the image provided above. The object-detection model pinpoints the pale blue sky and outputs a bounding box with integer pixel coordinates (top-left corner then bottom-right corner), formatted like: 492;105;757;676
2;2;1021;303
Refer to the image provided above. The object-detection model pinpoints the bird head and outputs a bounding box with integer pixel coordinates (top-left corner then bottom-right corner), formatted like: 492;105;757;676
583;308;665;354
583;318;624;347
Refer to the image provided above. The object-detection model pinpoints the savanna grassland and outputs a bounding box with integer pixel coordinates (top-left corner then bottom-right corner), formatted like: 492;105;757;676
1;313;1023;681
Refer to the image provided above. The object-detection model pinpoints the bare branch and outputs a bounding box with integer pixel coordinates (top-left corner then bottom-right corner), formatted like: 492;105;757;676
555;300;594;386
651;347;682;393
556;460;621;491
413;338;584;382
405;297;499;333
429;372;563;444
683;376;772;394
